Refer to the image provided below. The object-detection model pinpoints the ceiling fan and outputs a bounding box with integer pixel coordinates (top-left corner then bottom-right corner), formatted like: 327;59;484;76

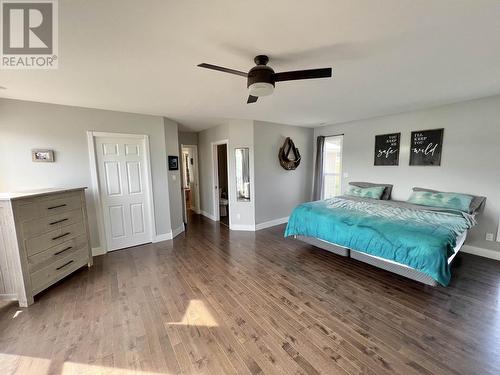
197;55;332;104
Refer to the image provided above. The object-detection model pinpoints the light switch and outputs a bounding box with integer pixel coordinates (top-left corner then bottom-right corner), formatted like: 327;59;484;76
172;174;176;181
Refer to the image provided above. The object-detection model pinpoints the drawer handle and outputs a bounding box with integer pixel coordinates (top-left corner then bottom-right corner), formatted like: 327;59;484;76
54;246;72;256
49;218;68;225
47;204;67;210
52;232;70;241
56;260;74;270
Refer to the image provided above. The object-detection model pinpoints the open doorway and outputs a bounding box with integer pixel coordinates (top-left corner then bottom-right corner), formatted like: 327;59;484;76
212;140;230;227
180;144;200;224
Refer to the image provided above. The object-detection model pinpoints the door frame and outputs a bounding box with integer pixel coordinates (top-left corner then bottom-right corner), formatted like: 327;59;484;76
180;144;201;218
211;139;230;226
87;131;156;254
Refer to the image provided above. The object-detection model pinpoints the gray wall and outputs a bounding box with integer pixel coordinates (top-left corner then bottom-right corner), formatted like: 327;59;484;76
314;95;500;253
164;118;184;232
197;121;256;229
178;131;198;146
254;121;314;224
0;98;180;248
198;123;229;217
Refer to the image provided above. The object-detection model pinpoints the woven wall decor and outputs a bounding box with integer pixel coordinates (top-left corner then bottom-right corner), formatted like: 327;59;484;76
278;137;301;170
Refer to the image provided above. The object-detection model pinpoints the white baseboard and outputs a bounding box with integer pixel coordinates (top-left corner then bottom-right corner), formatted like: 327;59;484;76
172;224;185;238
227;216;289;232
461;245;500;261
200;210;217;221
230;224;256;231
153;224;186;243
153;233;171;242
255;216;289;231
92;246;106;256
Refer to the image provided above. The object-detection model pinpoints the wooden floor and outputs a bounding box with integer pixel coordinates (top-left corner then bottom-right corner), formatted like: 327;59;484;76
1;214;499;375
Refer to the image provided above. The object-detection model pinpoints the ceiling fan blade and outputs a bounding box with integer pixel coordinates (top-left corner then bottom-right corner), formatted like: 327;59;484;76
273;67;332;82
197;63;247;77
247;95;258;104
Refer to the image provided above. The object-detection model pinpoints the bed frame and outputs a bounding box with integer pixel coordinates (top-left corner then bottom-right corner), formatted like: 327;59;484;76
295;232;467;286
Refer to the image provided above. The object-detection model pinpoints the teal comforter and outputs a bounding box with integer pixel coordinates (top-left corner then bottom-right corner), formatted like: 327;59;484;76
284;197;475;286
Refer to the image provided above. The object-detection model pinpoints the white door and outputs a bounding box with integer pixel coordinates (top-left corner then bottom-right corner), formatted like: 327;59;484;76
95;136;152;251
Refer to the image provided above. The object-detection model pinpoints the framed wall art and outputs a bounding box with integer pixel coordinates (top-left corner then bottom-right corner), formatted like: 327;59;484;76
32;149;55;162
409;128;444;166
374;133;400;166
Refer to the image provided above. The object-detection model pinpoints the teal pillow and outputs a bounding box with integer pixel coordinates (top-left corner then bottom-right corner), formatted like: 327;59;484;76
346;185;385;199
408;191;473;212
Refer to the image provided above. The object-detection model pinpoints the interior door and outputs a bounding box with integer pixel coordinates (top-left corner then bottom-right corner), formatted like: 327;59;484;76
95;136;152;251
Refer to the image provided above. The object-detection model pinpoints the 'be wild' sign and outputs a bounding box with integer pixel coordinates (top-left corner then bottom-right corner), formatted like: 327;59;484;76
410;128;444;166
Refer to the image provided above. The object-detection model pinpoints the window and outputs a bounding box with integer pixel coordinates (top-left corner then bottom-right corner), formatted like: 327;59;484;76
322;135;343;199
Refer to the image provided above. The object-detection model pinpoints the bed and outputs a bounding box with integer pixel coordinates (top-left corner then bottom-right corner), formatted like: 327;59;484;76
285;196;477;286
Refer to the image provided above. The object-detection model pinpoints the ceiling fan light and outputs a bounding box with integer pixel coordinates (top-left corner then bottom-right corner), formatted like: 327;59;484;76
248;82;274;97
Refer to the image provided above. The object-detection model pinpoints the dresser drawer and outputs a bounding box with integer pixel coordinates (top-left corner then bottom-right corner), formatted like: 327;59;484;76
30;246;89;295
28;234;89;274
25;222;86;257
22;209;83;239
15;192;83;222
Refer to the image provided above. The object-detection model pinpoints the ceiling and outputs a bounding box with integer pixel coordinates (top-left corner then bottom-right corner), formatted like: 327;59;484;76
1;0;500;131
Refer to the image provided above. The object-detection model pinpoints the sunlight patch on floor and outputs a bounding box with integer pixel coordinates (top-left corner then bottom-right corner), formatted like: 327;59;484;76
0;354;171;375
62;362;169;375
168;299;218;327
0;353;51;374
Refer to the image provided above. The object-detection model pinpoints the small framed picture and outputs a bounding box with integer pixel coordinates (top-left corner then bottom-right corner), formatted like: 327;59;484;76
168;155;179;170
32;149;55;162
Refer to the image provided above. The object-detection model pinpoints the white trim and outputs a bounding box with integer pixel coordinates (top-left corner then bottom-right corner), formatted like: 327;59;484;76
143;135;157;245
89;131;147;139
200;210;217;221
230;224;256;231
461;245;500;261
255;216;289;231
87;132;107;254
91;246;106;257
153;233;171;243
152;224;185;243
172;224;185;238
497;215;500;242
86;131;156;252
322;135;344;199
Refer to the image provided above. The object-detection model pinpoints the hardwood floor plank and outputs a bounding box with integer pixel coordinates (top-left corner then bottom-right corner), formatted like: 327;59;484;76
0;212;499;375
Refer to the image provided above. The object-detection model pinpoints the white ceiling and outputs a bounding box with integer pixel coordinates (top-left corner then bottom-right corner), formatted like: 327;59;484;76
1;0;500;131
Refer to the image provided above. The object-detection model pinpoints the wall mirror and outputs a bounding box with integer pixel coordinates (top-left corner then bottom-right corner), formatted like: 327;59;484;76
235;148;251;202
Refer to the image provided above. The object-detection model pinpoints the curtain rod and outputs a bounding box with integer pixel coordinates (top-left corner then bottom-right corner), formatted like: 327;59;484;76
318;133;344;138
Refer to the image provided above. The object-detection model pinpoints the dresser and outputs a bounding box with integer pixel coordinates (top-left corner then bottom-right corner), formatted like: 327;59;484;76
0;188;92;307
